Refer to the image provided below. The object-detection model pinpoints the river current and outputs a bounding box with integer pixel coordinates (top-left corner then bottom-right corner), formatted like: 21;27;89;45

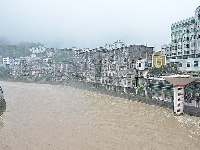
0;81;200;150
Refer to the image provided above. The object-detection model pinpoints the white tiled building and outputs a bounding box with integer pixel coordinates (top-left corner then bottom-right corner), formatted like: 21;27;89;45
168;57;200;72
161;6;200;72
3;57;10;65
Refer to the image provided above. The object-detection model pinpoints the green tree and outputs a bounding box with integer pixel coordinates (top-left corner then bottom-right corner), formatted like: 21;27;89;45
0;44;31;58
0;66;10;78
53;49;72;62
136;82;145;94
147;63;179;77
45;74;53;82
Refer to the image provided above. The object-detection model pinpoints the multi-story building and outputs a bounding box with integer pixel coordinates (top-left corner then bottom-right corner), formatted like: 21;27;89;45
161;6;200;72
100;42;154;92
62;40;153;93
3;57;10;65
104;39;125;49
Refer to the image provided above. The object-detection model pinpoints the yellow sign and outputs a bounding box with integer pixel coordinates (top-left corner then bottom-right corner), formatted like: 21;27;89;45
155;51;162;55
155;58;163;68
152;51;166;68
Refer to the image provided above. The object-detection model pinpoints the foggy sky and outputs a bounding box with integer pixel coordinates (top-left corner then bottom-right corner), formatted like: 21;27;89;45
0;0;199;50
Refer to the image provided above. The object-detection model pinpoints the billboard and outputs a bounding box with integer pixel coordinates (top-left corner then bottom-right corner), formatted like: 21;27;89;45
152;51;166;68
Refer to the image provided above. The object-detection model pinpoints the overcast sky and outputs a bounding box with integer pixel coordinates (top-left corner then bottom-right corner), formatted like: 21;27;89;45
0;0;199;50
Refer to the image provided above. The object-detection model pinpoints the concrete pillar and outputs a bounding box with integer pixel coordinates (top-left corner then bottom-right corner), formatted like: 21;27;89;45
124;87;127;93
162;75;199;115
111;85;115;91
173;85;185;115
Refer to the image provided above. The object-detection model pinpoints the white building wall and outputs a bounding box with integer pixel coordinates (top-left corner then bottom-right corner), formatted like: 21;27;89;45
168;58;200;72
136;59;151;71
161;6;200;71
195;6;200;54
3;57;10;65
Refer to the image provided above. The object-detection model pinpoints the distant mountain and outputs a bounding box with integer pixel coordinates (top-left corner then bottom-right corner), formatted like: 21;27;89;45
0;39;45;58
0;44;31;58
17;41;44;48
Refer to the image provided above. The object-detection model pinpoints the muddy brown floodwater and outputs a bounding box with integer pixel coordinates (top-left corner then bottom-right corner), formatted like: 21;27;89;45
0;81;200;150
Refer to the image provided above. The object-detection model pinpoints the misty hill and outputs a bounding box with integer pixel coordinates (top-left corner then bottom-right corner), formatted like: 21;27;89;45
0;44;31;58
0;40;44;58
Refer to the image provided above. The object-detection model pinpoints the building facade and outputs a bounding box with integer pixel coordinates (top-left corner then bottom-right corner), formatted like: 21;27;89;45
161;6;200;72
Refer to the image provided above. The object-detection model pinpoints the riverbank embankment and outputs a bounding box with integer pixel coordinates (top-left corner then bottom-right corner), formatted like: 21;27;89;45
65;81;200;117
1;78;200;117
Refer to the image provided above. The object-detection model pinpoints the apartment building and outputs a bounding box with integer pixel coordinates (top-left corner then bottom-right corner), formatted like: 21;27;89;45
161;6;200;72
65;40;153;93
100;42;154;92
3;57;10;65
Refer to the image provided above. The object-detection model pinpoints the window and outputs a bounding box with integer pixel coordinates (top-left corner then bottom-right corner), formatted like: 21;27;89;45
187;62;190;67
148;63;152;67
191;28;195;32
194;61;198;67
191;43;195;47
145;62;147;67
138;63;141;67
191;19;195;24
179;63;182;67
191;35;195;40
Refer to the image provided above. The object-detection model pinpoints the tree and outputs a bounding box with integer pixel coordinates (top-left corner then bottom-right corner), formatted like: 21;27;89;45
0;44;31;58
147;63;179;77
0;66;10;78
53;49;72;63
136;82;145;95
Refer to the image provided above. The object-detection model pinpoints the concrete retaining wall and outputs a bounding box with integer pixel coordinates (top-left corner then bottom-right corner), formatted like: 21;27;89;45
67;81;200;117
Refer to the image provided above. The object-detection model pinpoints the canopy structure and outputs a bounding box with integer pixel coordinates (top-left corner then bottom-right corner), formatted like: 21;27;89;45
162;75;199;115
162;75;198;86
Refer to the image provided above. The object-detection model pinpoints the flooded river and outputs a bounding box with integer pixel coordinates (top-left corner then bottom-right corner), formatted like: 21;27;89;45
0;81;200;150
